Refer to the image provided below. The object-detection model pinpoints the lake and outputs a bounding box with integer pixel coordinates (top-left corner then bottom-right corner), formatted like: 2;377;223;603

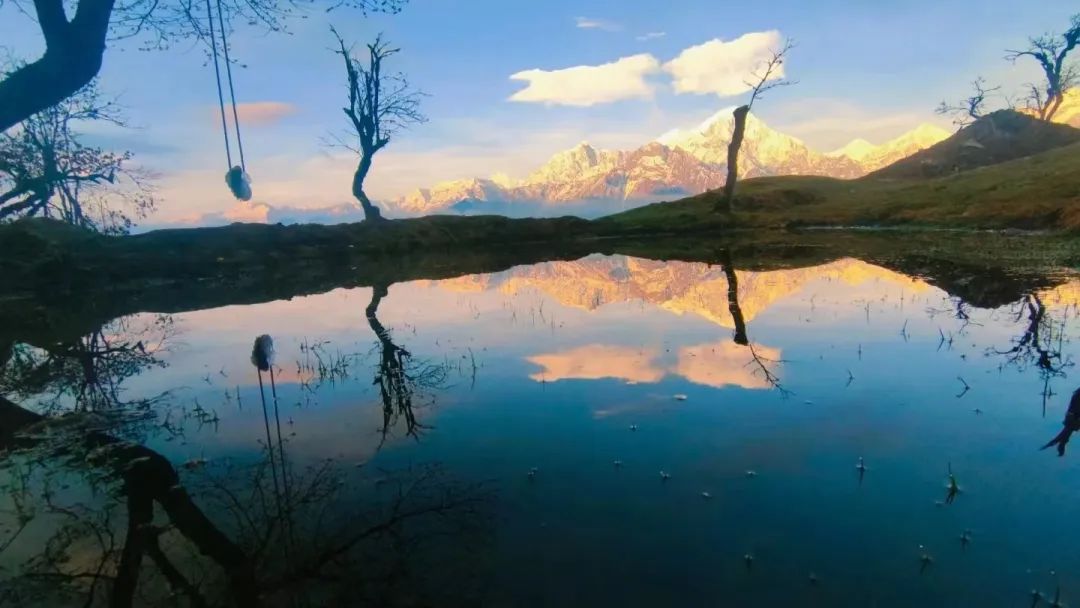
2;246;1080;607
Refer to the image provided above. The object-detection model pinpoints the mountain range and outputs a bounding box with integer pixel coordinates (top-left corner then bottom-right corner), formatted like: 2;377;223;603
387;110;951;217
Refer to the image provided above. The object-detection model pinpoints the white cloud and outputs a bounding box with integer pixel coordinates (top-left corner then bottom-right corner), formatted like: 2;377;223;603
509;54;661;107
663;31;785;97
575;16;622;31
636;31;666;42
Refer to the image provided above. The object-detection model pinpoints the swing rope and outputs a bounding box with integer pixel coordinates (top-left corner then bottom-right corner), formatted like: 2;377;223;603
205;0;245;172
216;0;246;172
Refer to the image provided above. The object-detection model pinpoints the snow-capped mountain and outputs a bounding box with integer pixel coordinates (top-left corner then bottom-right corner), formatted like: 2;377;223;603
658;109;865;178
827;123;951;171
387;109;949;217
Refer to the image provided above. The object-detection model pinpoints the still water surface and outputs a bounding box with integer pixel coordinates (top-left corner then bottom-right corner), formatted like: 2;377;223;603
3;253;1080;606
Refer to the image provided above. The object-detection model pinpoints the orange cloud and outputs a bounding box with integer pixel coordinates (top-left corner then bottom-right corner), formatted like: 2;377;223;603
527;340;783;390
526;344;664;383
675;341;782;389
212;101;297;127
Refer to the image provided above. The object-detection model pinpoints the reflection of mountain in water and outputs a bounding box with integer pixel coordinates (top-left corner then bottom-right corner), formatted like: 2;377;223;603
437;255;931;328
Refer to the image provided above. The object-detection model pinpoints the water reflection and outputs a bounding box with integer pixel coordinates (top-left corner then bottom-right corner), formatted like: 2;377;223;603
1042;388;1080;456
0;314;176;438
366;283;449;446
2;251;1080;606
0;395;491;606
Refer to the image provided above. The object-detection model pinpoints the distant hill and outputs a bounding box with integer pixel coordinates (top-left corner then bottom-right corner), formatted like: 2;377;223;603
868;110;1080;179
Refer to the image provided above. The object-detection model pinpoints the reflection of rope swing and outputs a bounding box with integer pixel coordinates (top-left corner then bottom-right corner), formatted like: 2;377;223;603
205;0;252;200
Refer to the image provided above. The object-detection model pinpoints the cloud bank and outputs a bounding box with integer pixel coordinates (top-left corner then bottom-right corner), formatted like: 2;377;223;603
508;30;785;106
213;101;298;127
509;54;661;106
663;31;785;97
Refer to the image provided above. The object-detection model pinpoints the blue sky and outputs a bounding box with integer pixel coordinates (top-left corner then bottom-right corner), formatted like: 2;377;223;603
1;0;1075;222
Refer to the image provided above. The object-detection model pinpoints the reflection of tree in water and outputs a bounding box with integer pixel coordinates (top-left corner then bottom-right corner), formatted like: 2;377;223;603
992;294;1074;416
0;314;176;418
0;304;484;605
0;401;491;606
365;283;449;446
1042;388;1080;456
719;250;788;394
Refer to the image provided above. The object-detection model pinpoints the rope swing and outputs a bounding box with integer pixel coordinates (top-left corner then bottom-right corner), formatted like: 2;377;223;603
205;0;252;201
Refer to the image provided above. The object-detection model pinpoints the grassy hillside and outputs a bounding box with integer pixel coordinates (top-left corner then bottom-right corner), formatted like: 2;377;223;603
601;140;1080;233
870;111;1080;179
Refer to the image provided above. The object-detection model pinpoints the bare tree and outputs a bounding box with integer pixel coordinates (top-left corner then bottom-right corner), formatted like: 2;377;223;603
716;39;796;215
331;29;425;221
936;77;1003;127
1006;13;1080;122
0;72;155;234
0;0;407;132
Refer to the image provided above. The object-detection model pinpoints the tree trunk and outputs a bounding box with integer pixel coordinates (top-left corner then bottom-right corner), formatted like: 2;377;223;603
1045;93;1065;122
112;488;154;608
720;249;749;346
716;105;750;214
0;0;116;132
351;153;383;222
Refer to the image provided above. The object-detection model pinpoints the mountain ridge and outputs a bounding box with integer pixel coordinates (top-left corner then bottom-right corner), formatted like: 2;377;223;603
387;110;949;217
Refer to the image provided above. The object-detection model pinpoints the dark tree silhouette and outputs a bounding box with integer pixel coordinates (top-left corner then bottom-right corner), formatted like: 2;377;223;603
0;394;489;606
364;283;447;445
991;293;1073;419
936;77;1003;127
718;249;788;394
1042;387;1080;456
1006;13;1080;122
0;395;259;607
331;29;425;221
0;0;406;132
0;74;154;233
716;39;795;215
0;314;175;417
720;250;749;347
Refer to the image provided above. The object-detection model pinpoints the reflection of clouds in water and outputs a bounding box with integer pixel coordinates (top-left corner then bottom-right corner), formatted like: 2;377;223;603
676;341;782;389
527;341;781;390
527;345;663;383
1039;278;1080;308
